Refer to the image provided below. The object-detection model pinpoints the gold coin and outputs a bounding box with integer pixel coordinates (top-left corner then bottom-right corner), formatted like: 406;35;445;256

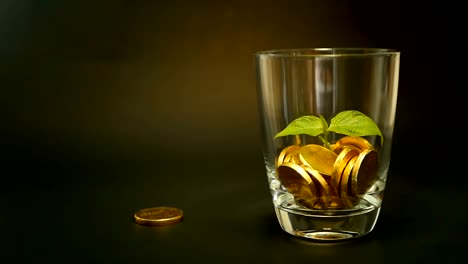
339;156;357;208
331;146;360;194
277;145;301;167
133;207;184;226
351;149;379;196
284;147;301;165
322;174;341;209
333;136;374;154
277;163;319;208
304;167;332;209
299;144;338;176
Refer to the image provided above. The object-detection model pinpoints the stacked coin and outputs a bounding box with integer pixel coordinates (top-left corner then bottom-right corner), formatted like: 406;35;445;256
276;136;378;209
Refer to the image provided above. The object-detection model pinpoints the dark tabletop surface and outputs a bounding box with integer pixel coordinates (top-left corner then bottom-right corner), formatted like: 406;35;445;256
1;1;466;263
2;146;467;263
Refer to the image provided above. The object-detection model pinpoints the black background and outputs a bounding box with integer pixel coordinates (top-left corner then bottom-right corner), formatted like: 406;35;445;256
1;0;466;263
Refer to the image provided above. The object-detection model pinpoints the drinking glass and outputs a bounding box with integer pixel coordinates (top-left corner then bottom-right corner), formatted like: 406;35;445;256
255;48;400;241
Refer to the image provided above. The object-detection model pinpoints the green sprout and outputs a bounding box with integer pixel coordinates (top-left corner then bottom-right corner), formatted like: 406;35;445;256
274;110;383;148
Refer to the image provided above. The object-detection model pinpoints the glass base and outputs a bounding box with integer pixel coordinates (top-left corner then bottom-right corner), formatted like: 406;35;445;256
274;196;381;242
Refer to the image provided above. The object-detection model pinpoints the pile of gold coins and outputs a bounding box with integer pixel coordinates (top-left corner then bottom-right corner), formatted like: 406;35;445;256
276;136;378;210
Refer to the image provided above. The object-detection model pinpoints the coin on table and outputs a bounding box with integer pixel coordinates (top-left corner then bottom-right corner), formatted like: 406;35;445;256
277;162;319;208
299;144;338;176
133;207;184;226
333;136;374;154
304;166;332;209
350;149;379;196
277;145;301;167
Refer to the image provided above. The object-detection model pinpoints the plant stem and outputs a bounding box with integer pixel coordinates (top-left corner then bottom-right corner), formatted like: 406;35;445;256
319;115;331;149
318;135;330;149
322;131;330;149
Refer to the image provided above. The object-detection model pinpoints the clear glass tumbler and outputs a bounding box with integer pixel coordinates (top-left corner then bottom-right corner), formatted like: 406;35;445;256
255;48;400;241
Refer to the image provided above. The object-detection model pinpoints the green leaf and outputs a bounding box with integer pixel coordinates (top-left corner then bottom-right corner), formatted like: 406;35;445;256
327;110;383;144
274;115;324;139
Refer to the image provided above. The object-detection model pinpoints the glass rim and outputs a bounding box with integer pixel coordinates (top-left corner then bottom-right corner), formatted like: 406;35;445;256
255;48;400;57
